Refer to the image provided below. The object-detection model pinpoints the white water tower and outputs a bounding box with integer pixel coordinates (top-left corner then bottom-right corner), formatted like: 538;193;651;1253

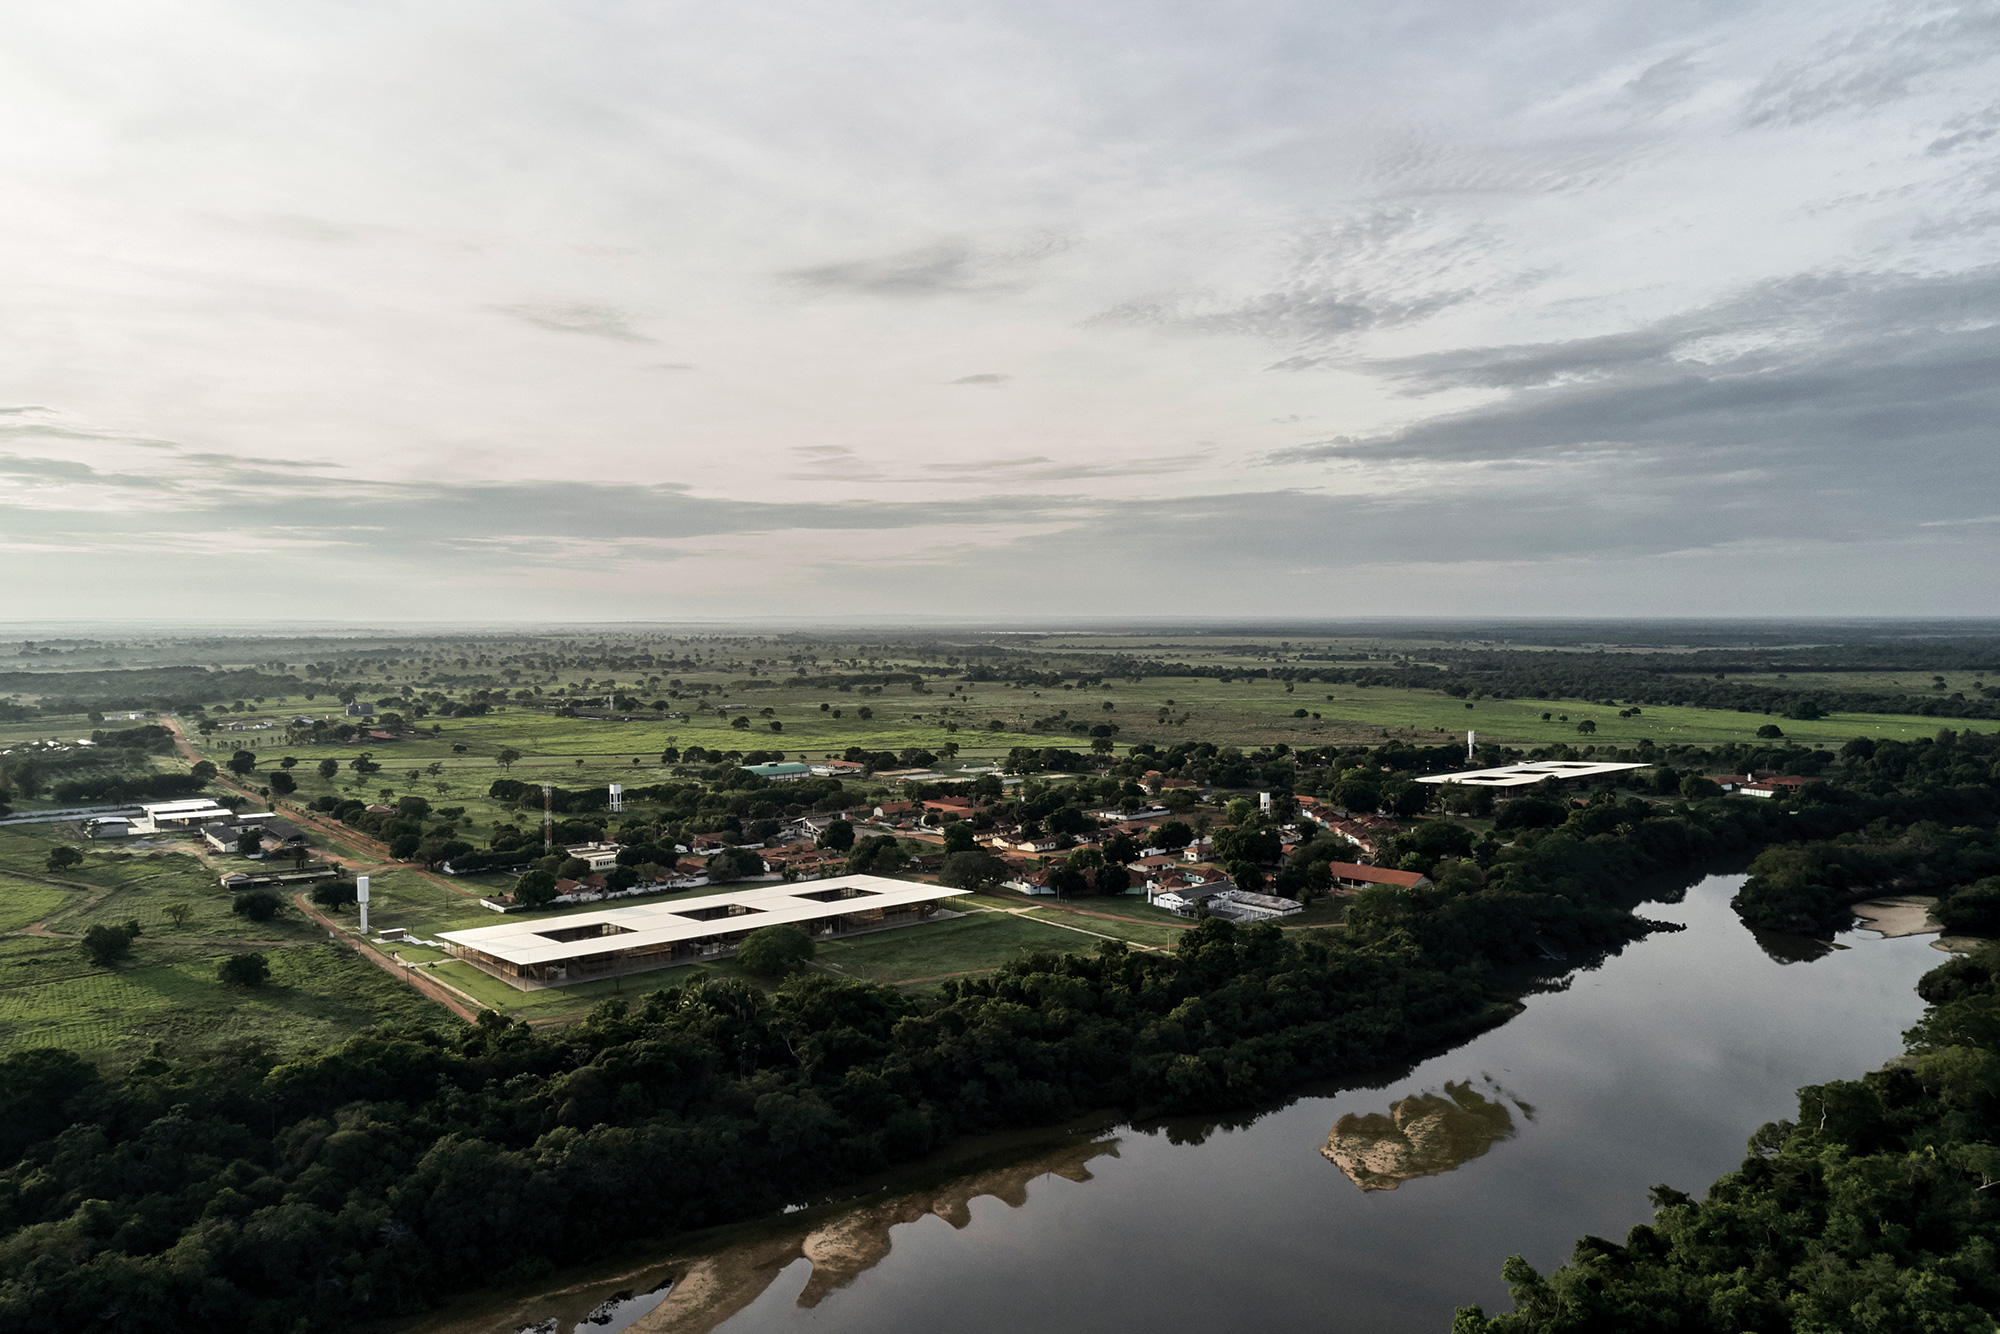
356;874;370;934
1467;730;1476;762
608;783;624;813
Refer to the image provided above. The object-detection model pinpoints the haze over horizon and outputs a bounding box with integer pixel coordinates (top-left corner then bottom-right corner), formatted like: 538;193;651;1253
5;1;1999;620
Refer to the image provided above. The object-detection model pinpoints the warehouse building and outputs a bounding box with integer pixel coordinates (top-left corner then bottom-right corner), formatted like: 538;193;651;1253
438;874;958;988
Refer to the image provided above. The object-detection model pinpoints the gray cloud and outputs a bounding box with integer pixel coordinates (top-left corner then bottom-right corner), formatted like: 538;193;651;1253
491;302;656;342
1745;2;2000;127
783;233;1068;299
919;451;1209;482
1269;268;2000;543
951;373;1007;384
1093;208;1502;347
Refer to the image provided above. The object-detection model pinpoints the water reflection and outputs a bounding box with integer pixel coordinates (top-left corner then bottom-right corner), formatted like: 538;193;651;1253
1320;1079;1521;1192
1749;928;1845;965
631;1135;1118;1333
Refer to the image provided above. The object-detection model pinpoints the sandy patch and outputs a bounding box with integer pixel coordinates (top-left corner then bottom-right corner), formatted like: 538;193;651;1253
1850;897;1940;938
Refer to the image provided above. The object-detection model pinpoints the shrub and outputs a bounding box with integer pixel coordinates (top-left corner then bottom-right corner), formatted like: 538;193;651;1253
231;890;283;923
310;880;358;911
1494;797;1566;831
217;952;270;987
80;923;136;968
735;924;814;976
938;849;1006;891
514;870;558;909
1680;775;1724;801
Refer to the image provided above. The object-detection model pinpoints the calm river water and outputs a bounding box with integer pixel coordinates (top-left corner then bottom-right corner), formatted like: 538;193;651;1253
416;872;1949;1334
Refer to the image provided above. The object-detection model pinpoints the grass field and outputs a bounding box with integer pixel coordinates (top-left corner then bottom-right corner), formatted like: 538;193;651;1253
167;671;1995;787
0;821;446;1062
1672;670;1992;695
0;877;73;932
0;941;441;1058
812;910;1088;985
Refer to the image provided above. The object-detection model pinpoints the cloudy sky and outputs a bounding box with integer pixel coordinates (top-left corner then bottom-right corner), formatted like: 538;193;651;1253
3;0;1998;621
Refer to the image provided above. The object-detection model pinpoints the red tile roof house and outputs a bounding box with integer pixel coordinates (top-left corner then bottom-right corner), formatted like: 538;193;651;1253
551;873;608;904
1319;819;1382;856
1325;862;1432;894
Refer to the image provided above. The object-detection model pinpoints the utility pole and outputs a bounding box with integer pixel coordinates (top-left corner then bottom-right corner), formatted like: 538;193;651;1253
542;783;554;853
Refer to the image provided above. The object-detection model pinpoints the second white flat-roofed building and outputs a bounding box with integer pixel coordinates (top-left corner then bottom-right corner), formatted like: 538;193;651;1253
1414;760;1651;788
138;799;239;829
438;874;959;988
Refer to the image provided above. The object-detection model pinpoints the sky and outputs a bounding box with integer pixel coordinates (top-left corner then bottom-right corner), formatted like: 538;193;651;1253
2;0;1998;621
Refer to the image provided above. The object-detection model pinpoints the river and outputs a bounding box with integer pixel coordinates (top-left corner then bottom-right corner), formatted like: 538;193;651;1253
410;871;1950;1334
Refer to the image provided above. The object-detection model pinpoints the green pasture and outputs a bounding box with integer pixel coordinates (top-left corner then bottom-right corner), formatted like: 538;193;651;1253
0;940;440;1059
812;909;1084;985
1671;670;1992;695
179;676;1998;798
0;823;441;1062
1288;687;1995;749
0;877;72;932
417;954;744;1022
1020;906;1187;949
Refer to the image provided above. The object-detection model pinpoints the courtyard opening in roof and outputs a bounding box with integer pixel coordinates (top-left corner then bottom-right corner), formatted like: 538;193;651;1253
438;875;958;989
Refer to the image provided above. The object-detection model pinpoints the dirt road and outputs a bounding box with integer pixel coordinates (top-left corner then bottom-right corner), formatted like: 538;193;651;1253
161;716;483;901
292;891;483;1023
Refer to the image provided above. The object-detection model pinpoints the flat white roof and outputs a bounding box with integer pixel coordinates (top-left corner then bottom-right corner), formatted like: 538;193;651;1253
1416;760;1652;787
141;799;231;814
439;874;959;966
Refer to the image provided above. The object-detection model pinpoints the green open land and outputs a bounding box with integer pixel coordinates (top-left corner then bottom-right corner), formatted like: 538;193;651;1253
4;623;1996;1059
0;941;438;1058
813;909;1088;985
159;671;2000;806
0;825;442;1062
